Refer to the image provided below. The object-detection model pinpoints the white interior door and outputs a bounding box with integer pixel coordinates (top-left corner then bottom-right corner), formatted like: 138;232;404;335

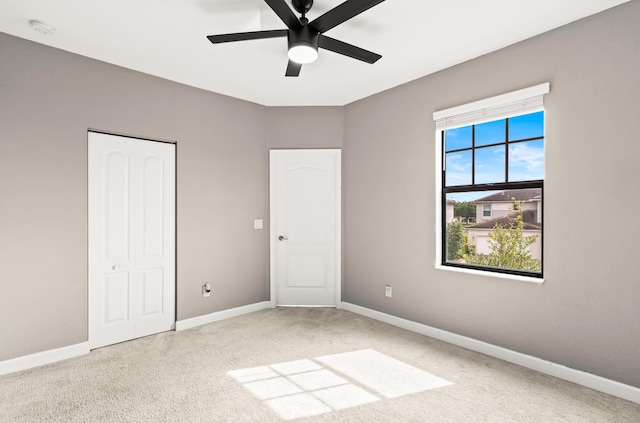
270;149;341;306
88;132;175;349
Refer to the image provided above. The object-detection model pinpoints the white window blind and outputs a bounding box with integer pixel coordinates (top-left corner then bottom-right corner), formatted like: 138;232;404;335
433;83;550;130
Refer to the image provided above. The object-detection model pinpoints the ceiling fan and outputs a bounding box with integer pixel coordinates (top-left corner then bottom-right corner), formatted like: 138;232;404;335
207;0;386;77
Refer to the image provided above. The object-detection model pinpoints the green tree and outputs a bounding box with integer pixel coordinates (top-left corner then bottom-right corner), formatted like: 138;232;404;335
446;221;465;260
454;201;476;222
464;200;540;272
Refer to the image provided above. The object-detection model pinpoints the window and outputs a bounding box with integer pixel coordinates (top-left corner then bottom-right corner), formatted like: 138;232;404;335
433;84;549;279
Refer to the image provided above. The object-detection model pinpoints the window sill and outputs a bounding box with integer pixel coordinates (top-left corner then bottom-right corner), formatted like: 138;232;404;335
435;264;545;284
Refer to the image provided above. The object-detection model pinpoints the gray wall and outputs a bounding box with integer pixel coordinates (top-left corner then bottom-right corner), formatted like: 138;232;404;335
0;33;268;359
343;1;640;388
265;107;343;150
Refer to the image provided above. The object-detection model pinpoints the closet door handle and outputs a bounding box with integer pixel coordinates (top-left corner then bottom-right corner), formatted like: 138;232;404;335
278;235;288;241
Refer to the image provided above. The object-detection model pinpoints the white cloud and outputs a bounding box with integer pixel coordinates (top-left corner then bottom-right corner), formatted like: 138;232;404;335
509;143;543;171
446;153;471;172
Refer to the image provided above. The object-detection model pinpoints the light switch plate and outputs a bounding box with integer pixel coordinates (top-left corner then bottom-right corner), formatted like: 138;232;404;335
254;219;263;230
385;285;392;298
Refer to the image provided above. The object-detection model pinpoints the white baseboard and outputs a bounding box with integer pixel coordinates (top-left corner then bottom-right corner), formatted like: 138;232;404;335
0;342;90;376
175;301;271;331
340;302;640;405
0;302;270;375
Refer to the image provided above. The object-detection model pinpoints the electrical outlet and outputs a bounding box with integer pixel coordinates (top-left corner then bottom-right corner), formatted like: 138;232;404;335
385;285;392;298
203;283;211;297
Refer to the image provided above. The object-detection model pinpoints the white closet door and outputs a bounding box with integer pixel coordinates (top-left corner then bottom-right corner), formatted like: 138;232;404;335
88;132;175;349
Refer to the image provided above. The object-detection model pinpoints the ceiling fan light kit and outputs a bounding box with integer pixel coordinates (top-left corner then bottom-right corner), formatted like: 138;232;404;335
207;0;385;77
287;23;319;64
288;42;318;64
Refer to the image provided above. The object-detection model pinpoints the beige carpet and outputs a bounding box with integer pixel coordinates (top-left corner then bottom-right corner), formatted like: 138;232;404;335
1;307;639;422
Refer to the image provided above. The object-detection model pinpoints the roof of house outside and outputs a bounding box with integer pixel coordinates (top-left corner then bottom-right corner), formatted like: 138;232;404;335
466;210;541;230
474;188;541;203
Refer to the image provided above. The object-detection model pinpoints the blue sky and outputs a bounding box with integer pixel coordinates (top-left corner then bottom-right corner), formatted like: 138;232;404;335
444;111;544;188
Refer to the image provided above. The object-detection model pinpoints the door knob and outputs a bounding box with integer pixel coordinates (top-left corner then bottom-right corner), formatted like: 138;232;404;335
278;235;288;241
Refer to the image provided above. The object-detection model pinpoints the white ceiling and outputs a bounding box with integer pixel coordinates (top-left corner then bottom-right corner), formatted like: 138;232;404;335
0;0;629;106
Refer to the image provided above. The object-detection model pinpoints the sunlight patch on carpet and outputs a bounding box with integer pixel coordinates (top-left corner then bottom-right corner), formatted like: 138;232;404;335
312;384;379;410
265;393;331;420
228;349;452;420
270;359;322;375
227;366;279;383
288;369;348;391
243;377;302;400
316;349;453;398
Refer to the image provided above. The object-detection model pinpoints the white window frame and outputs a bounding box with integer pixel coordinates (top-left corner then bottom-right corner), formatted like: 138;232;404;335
433;83;549;283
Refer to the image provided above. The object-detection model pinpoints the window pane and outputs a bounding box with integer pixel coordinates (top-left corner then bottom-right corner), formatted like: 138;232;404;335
508;139;544;181
445;150;472;186
509;111;544;141
475;145;505;184
475;119;505;146
445;126;472;151
443;188;542;274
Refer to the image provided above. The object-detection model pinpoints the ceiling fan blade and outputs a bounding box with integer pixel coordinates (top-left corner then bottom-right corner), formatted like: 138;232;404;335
264;0;301;29
310;0;386;34
318;35;381;64
285;60;302;77
207;29;288;44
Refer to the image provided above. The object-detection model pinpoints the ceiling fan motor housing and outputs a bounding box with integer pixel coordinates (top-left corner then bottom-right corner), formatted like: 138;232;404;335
288;24;319;51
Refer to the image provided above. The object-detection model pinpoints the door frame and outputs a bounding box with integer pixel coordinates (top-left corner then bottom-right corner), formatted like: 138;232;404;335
87;129;178;349
269;149;342;308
